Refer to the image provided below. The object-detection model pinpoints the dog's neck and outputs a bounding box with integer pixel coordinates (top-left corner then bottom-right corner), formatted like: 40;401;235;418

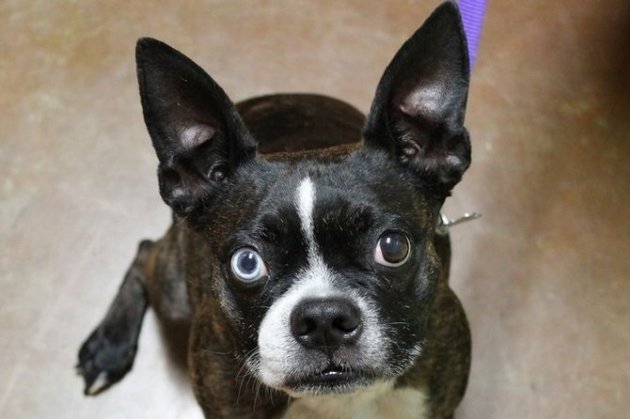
281;381;428;419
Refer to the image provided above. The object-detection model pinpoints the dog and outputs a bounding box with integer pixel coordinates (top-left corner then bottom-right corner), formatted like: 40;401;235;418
77;2;472;418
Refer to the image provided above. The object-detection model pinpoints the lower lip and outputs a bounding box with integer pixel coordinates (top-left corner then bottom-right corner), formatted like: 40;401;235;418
286;370;368;392
313;370;350;383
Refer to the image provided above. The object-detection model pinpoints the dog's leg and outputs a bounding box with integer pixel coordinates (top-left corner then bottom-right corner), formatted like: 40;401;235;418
77;240;153;395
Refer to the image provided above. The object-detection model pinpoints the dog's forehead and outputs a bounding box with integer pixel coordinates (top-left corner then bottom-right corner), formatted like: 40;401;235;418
250;158;421;244
260;165;372;219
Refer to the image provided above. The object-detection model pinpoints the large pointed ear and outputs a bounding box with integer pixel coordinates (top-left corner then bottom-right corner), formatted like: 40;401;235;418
363;2;471;195
136;38;257;217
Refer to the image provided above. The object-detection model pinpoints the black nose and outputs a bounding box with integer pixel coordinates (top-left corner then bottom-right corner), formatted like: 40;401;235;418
290;298;362;352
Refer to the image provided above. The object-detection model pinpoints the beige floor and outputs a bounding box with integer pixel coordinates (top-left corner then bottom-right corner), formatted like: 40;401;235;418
1;0;629;418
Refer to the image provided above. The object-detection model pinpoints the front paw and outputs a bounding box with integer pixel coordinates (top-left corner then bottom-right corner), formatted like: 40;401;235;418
76;326;138;395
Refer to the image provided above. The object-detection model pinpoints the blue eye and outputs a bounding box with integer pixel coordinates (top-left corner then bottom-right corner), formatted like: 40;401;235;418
230;248;268;283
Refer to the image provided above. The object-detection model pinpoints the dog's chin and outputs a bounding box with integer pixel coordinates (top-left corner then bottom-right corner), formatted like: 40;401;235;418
278;364;378;398
257;346;424;398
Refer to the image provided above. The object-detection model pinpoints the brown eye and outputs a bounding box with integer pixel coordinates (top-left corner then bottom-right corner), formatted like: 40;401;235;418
374;232;411;267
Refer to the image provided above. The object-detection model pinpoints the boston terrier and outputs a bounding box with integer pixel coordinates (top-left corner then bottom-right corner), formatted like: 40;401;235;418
77;2;472;418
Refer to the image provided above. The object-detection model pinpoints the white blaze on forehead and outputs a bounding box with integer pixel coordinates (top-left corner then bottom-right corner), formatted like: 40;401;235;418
296;176;317;258
294;176;331;285
293;176;332;298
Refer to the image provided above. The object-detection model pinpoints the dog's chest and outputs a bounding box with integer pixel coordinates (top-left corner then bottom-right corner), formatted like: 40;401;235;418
281;384;428;419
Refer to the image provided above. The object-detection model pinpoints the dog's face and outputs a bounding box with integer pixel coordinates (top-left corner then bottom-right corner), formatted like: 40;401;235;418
136;2;469;397
206;151;441;396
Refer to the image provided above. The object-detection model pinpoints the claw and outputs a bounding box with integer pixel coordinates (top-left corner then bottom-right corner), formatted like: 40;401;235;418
85;371;110;396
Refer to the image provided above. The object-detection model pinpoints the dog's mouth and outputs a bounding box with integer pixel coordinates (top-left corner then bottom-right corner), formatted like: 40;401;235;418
283;363;376;395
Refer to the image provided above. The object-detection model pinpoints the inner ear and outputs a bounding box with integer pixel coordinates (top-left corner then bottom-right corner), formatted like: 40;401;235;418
178;124;216;151
363;2;471;194
136;38;257;218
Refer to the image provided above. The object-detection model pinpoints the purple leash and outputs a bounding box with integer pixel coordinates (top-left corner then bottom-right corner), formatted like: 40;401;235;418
458;0;487;69
439;1;488;231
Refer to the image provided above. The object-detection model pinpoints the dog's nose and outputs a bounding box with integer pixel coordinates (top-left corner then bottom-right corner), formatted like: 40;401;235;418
290;298;362;351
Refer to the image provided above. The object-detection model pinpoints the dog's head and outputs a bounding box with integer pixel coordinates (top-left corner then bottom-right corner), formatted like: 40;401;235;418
136;2;469;397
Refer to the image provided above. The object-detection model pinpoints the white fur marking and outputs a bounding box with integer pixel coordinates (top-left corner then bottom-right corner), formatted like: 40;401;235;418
283;383;428;419
296;177;317;259
293;177;333;293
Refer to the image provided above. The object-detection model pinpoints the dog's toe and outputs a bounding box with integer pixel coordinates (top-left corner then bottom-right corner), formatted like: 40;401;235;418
77;327;138;396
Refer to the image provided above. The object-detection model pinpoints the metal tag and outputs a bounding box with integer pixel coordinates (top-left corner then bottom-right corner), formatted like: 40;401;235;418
437;212;482;234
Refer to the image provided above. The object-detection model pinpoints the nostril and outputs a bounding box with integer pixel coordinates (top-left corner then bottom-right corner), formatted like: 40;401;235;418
332;315;359;334
295;317;317;336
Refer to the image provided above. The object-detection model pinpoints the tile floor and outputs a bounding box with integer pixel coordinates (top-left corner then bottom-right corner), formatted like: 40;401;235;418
1;0;628;418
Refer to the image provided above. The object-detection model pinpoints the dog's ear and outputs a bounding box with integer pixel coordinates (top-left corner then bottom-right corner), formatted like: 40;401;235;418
136;38;256;217
363;2;470;195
